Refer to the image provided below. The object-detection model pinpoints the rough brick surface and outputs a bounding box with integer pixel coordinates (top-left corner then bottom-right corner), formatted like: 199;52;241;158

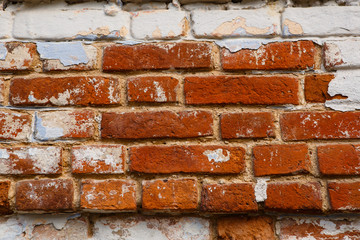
16;179;74;211
185;75;299;105
304;74;336;102
130;145;245;174
0;42;37;71
221;112;275;139
0;147;62;175
127;76;178;103
221;41;315;70
81;180;137;211
35;110;95;140
318;144;360;175
328;181;360;211
72;145;125;174
253;144;310;176
280;112;360;140
142;179;198;210
0;181;11;215
217;216;275;240
265;182;322;212
0;111;32;141
0;13;12;39
10;77;120;106
102;42;212;71
201;183;257;212
101;111;213;139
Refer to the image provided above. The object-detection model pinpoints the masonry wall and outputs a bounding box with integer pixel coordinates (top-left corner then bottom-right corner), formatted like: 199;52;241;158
1;0;360;239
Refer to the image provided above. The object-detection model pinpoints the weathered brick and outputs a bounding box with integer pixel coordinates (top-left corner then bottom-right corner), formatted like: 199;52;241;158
265;182;322;212
101;111;213;139
217;216;275;240
191;9;280;38
282;6;360;37
280;112;360;141
279;217;360;240
102;42;212;71
16;179;74;211
304;74;336;103
0;181;11;215
318;144;360;175
130;145;245;174
127;76;178;103
72;145;125;174
0;147;62;175
221;112;275;139
221;41;315;70
37;42;97;71
10;77;120;107
253;144;310;176
323;40;360;70
328;181;360;211
131;10;188;39
185;75;299;105
201;183;258;212
93;216;210;239
0;79;4;104
35;110;95;141
0;42;37;71
0;111;32;141
13;8;130;40
81;179;137;211
142;178;198;210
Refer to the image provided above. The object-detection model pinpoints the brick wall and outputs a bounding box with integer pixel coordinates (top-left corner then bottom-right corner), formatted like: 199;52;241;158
1;0;360;239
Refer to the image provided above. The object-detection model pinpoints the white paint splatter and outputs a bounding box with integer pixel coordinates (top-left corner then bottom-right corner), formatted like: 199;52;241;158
203;149;230;163
255;177;269;202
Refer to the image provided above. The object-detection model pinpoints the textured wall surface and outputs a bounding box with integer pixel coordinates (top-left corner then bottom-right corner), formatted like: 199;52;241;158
1;0;360;239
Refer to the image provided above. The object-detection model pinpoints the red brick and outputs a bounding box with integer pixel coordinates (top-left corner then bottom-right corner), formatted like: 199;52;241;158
0;146;62;175
305;74;336;103
10;77;120;106
217;216;275;240
201;183;258;212
328;181;360;211
127;76;178;103
280;112;360;140
81;180;137;211
221;112;275;139
103;42;212;71
0;42;37;71
72;145;125;174
184;75;299;105
101;111;213;139
253;144;310;176
221;41;315;70
265;182;322;212
0;181;11;215
35;110;95;140
142;178;198;210
130;145;245;174
318;144;360;175
279;218;360;240
0;79;4;104
0;111;32;141
16;179;74;211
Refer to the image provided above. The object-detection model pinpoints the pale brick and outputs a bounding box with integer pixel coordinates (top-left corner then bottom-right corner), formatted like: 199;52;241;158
282;6;360;37
92;216;210;240
191;9;280;38
37;42;97;71
131;10;188;39
13;8;130;40
35;110;95;141
324;40;360;70
0;12;12;39
0;111;32;141
0;147;62;175
0;43;37;71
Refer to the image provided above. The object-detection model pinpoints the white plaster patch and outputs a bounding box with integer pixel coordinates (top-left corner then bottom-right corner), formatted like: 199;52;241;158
325;70;360;111
203;148;230;163
0;43;7;60
0;12;12;39
153;81;167;102
254;177;269;202
324;40;360;69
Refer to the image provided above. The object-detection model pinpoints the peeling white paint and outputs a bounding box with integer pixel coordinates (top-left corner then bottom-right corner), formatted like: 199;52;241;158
0;44;33;70
255;177;269;202
0;43;7;60
0;112;31;141
203;149;230;163
324;40;360;69
153;81;167;102
325;70;360;111
0;12;12;39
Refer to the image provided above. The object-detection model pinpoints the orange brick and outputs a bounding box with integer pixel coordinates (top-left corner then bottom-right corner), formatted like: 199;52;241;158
0;42;37;71
328;181;360;211
0;181;11;215
0;111;32;141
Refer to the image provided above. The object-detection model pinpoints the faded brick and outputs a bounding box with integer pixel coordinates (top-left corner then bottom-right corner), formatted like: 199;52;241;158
0;111;32;141
0;42;37;71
